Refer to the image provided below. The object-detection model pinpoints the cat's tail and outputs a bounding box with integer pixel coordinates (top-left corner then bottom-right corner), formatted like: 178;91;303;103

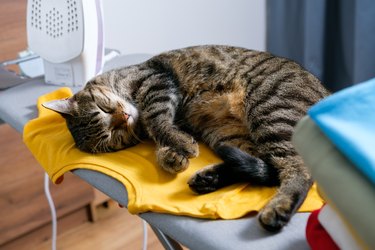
188;145;279;194
216;145;279;186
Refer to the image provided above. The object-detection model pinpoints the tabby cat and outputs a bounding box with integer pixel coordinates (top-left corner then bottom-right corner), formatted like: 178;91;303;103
43;45;329;232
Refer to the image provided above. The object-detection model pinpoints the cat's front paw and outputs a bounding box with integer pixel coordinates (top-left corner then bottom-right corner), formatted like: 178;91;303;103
188;164;222;194
157;147;190;174
175;134;199;159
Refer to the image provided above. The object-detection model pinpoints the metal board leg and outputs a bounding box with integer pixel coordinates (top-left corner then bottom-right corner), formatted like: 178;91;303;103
149;224;183;250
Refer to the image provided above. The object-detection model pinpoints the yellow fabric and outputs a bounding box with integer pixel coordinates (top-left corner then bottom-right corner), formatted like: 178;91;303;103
23;87;323;219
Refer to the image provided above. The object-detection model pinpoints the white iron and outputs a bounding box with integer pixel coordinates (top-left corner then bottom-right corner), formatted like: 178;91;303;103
27;0;104;86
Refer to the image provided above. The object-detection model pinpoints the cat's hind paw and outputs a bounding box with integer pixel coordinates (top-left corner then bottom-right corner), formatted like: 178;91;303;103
258;197;295;232
188;164;223;194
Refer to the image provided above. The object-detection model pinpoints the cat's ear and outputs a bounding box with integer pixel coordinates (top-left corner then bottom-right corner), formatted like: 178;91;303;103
42;98;75;116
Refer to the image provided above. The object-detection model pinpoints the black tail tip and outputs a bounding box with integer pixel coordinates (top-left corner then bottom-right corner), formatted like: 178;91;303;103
215;144;241;156
215;145;250;163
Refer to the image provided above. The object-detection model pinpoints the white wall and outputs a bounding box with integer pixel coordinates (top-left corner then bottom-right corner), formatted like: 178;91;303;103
102;0;266;55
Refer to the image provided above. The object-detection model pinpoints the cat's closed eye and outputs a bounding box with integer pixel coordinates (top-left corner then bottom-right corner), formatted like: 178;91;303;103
97;104;115;114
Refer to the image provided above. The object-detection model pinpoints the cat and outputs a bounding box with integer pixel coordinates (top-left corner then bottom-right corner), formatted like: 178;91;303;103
43;45;329;232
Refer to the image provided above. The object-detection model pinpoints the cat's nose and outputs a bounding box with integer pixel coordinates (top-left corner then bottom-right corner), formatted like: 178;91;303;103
123;113;129;121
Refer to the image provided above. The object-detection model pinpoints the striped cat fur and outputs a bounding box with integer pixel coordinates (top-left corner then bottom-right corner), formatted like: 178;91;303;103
43;45;329;231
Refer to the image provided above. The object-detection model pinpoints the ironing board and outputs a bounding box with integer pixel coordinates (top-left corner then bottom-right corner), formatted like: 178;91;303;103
0;54;312;250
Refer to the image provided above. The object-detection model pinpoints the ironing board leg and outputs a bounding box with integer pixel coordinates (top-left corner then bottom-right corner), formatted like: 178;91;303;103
149;225;183;250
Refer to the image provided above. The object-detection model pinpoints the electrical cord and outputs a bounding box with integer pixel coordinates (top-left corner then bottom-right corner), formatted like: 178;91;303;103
44;173;57;250
142;219;148;250
44;173;147;250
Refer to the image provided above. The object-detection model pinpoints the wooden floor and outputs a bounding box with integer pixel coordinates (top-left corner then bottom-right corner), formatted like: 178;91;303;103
37;201;165;250
0;124;182;250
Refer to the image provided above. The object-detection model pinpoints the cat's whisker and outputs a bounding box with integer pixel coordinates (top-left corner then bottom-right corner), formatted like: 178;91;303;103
93;135;109;153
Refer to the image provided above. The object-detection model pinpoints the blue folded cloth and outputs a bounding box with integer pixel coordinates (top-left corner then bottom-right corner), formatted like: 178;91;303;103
308;77;375;186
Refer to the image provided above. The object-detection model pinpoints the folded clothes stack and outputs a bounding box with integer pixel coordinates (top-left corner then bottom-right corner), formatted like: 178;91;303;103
318;204;362;250
293;77;375;249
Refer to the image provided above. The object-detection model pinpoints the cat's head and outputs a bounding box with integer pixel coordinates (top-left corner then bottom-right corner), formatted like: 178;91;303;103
42;85;141;153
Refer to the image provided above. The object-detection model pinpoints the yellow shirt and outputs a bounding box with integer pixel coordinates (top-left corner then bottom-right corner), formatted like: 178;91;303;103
23;87;323;219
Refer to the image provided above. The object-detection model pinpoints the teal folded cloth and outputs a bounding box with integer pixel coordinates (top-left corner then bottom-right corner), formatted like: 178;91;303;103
308;77;375;185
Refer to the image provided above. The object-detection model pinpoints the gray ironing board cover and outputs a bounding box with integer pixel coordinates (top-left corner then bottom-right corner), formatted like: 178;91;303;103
0;54;311;250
